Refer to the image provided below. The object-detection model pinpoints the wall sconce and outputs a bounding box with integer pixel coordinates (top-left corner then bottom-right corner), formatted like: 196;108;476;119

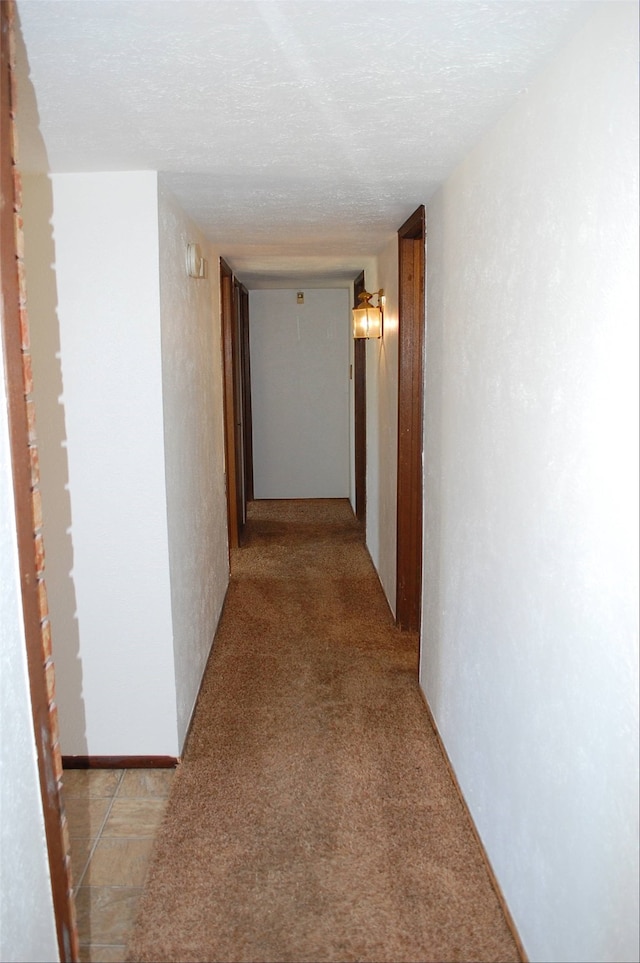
353;289;384;339
186;242;207;279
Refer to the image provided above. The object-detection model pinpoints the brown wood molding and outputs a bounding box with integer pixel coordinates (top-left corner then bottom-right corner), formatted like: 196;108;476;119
220;257;239;550
239;282;254;503
62;756;179;769
417;686;529;963
1;4;77;959
232;276;247;537
398;204;425;243
396;205;425;631
353;270;366;525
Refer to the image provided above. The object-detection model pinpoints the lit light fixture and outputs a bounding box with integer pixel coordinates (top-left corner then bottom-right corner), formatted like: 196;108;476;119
352;289;384;339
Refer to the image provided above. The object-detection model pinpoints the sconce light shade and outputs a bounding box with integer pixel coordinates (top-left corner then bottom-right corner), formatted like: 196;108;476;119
186;242;207;279
353;289;384;339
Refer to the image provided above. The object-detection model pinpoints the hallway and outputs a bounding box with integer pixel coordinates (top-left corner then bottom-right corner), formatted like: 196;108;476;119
4;5;638;963
126;499;520;963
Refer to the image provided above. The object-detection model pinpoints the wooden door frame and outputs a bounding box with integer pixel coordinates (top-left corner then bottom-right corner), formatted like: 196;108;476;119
1;3;77;958
353;270;366;524
232;277;246;530
220;260;253;550
396;205;426;631
238;282;254;503
220;257;239;550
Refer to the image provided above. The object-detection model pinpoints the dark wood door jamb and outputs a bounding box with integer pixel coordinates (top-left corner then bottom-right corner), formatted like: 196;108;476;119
396;205;426;632
353;270;366;525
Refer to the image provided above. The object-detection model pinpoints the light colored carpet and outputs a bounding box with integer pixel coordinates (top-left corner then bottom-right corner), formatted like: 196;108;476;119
127;499;520;963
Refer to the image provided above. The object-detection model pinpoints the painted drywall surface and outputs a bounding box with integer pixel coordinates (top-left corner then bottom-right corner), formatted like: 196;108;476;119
421;5;639;963
0;338;59;963
16;0;591;268
23;171;179;756
21;172;90;759
365;237;399;614
157;180;229;750
249;288;350;499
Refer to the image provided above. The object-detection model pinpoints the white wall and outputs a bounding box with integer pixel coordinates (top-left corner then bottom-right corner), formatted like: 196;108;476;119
0;338;59;963
422;5;639;962
23;172;179;756
364;239;399;613
158;179;229;747
250;287;351;499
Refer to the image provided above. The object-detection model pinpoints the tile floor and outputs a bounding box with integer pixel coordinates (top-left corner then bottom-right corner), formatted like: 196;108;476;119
63;767;175;963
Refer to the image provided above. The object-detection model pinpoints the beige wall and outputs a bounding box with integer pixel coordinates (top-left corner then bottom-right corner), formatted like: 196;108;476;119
158;178;229;748
0;331;59;962
364;237;399;614
421;5;639;961
23;171;178;756
22;171;230;757
249;287;351;499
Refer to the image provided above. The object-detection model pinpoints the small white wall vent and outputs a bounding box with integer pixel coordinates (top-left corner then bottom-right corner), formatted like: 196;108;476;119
186;242;206;279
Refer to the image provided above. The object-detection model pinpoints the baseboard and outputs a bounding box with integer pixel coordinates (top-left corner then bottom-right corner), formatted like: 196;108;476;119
417;686;529;963
62;755;179;769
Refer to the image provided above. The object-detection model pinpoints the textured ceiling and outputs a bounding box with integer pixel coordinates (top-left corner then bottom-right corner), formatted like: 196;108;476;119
15;0;592;287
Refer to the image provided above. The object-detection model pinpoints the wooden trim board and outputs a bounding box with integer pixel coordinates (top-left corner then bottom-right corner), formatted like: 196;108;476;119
62;756;179;769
